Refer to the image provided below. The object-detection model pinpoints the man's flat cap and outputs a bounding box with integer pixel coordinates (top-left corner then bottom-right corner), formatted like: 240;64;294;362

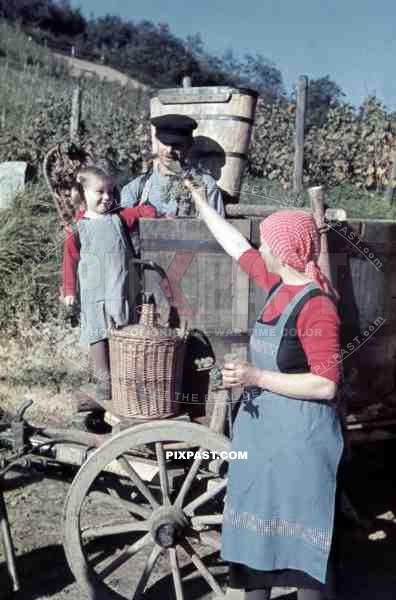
151;114;198;136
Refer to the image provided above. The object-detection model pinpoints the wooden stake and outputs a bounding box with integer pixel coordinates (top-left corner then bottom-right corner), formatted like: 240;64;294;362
70;83;81;142
293;76;308;194
384;151;396;204
308;185;336;294
0;491;20;592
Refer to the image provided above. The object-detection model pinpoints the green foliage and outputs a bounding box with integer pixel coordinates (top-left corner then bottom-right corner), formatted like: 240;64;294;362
241;176;396;219
0;182;62;334
248;98;296;187
321;183;396;219
2;22;396;198
220;49;285;99
0;22;150;181
248;96;396;193
81;17;200;89
0;0;85;37
291;75;345;130
0;19;70;77
302;75;345;129
1;11;286;97
1;23;396;345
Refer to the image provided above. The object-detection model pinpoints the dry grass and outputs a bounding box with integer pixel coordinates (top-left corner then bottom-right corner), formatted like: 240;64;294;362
0;318;90;424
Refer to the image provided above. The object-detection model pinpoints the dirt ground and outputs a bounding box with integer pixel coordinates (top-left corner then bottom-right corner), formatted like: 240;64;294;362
2;398;396;600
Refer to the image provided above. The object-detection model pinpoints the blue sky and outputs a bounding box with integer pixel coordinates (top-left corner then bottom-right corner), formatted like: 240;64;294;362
72;0;396;110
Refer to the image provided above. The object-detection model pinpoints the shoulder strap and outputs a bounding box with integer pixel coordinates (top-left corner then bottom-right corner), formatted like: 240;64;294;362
261;280;283;311
287;287;326;325
137;169;153;206
115;214;138;257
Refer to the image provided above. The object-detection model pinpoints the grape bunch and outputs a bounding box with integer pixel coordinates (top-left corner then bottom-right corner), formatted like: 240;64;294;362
162;159;207;217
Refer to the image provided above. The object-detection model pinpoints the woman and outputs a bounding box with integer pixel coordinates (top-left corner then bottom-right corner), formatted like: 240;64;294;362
184;180;344;600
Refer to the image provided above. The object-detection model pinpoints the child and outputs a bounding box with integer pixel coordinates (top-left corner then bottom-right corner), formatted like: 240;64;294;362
62;166;156;403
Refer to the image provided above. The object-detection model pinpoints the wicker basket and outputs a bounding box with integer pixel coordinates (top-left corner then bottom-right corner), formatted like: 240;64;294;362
43;143;101;224
109;298;187;419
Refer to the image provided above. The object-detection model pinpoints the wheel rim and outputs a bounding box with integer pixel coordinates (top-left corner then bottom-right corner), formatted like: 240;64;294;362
63;421;231;599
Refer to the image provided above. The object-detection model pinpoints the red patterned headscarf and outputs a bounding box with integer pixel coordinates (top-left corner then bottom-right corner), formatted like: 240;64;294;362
259;209;334;295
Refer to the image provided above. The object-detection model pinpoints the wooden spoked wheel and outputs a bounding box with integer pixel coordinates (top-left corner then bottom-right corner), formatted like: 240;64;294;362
63;421;231;599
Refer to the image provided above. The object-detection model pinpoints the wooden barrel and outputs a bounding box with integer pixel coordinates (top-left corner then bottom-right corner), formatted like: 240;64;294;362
327;219;396;408
150;86;258;199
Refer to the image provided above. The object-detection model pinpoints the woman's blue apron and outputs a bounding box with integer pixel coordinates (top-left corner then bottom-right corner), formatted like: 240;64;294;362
77;214;131;345
221;282;344;584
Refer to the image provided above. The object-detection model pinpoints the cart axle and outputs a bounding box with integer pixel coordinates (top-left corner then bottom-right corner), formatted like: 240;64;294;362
149;506;189;548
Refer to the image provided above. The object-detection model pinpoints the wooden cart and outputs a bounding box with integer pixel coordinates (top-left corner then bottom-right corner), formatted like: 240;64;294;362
1;373;233;600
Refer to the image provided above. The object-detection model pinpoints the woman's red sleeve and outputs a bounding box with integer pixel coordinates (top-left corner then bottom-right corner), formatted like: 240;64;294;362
297;296;341;384
238;248;280;291
119;205;157;230
62;225;80;296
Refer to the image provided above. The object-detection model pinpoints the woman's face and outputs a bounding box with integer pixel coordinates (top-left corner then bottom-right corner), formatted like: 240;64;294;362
259;239;281;273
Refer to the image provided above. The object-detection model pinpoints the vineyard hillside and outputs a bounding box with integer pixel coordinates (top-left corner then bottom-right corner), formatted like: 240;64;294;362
1;19;396;398
52;52;149;90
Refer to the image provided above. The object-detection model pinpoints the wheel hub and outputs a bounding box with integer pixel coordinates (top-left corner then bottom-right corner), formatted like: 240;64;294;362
149;506;189;548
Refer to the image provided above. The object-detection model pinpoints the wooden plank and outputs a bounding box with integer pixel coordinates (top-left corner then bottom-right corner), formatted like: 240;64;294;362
308;186;334;288
139;219;251;336
197;250;233;332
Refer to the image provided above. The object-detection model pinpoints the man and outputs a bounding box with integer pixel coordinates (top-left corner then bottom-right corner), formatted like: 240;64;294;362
121;114;225;217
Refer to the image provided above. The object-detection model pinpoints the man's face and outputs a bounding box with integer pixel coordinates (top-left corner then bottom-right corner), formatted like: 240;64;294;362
155;132;192;170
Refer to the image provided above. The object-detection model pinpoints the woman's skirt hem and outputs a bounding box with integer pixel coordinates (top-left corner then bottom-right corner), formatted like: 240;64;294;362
227;561;336;596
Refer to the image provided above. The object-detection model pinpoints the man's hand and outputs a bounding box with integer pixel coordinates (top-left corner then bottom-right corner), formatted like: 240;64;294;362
221;360;263;388
64;295;75;306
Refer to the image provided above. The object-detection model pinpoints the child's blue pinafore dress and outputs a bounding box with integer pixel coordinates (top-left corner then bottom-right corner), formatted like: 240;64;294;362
221;282;344;585
77;214;132;346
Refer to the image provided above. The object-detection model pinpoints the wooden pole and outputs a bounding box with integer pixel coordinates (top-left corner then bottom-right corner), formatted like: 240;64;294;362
293;76;308;194
384;151;396;204
70;83;81;143
308;186;339;300
0;490;20;592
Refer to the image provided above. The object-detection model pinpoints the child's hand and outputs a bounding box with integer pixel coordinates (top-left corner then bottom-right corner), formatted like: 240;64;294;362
64;295;75;306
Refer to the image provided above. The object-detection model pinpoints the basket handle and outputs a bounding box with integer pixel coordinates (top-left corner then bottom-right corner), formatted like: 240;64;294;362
131;259;175;326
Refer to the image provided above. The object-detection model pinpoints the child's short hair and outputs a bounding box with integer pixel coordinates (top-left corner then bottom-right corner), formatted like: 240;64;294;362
75;166;112;191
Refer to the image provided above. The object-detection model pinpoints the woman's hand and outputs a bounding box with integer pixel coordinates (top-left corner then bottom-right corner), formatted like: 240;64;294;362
183;179;208;208
64;295;75;306
221;360;264;388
